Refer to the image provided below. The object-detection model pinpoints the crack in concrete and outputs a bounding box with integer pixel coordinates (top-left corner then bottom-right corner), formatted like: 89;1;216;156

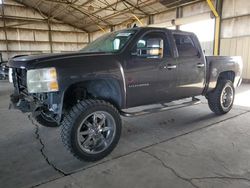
47;110;250;177
191;176;250;183
142;150;250;187
141;150;200;188
210;153;231;173
28;114;68;177
29;110;250;187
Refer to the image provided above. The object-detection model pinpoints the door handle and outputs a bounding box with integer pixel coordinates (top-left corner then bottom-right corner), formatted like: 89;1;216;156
197;63;205;68
160;64;177;70
167;65;177;70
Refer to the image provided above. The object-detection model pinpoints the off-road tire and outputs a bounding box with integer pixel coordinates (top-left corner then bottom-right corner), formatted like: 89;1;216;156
207;80;235;115
61;100;122;162
35;112;59;127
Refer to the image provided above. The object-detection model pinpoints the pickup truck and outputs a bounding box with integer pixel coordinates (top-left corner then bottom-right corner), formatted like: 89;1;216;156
8;27;243;161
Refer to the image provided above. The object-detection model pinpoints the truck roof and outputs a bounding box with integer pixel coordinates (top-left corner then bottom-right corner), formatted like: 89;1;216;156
118;26;195;36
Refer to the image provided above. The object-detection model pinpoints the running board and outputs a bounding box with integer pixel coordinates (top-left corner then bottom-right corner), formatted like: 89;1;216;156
120;97;201;117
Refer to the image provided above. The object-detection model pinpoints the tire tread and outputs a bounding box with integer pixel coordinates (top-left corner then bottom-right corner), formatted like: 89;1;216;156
207;80;234;115
60;99;121;161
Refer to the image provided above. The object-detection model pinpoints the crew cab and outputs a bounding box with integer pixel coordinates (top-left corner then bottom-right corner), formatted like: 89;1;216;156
8;27;243;161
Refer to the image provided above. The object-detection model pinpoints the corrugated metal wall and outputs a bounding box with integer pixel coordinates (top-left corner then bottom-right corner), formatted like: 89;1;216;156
220;0;250;79
0;0;216;61
220;37;250;79
1;0;250;80
91;0;250;80
0;0;88;61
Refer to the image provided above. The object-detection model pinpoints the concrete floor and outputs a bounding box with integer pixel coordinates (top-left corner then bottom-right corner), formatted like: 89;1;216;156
1;80;250;188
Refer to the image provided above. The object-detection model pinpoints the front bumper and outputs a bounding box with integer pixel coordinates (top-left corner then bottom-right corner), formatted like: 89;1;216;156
9;93;37;113
9;91;62;123
9;67;36;113
9;67;62;122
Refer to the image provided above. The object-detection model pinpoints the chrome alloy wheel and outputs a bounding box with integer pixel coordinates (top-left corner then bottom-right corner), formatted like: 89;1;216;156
77;111;116;154
220;84;234;110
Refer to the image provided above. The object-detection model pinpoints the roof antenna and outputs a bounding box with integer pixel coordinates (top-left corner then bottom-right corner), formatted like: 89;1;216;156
132;23;138;28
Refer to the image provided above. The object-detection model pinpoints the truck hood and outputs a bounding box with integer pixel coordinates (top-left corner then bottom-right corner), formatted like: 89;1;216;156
7;51;115;69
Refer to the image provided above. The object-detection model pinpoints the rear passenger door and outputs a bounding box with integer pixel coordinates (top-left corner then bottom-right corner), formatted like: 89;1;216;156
173;33;205;98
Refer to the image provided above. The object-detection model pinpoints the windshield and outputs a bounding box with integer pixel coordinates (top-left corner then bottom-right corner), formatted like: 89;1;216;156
80;30;136;53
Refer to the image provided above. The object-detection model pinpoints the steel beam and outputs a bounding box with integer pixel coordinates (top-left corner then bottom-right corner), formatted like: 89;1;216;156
216;0;223;55
121;0;149;16
15;0;88;33
86;0;202;30
80;0;153;28
42;0;112;27
207;0;222;56
100;0;201;29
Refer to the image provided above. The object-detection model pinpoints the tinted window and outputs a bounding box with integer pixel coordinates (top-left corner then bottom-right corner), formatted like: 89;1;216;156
174;34;198;57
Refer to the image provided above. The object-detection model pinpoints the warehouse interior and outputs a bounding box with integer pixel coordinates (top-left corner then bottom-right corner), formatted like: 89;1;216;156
1;0;250;80
1;0;250;187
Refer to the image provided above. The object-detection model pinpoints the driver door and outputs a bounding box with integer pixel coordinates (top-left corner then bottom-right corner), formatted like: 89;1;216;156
125;31;177;107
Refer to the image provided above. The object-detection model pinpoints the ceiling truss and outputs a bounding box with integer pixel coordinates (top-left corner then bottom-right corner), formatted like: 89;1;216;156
11;0;203;32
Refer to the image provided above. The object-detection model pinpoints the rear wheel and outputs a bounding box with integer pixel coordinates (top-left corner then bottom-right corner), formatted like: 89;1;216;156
207;80;235;115
61;100;121;161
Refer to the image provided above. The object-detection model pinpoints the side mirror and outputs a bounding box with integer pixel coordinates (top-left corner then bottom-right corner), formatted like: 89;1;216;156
132;47;163;58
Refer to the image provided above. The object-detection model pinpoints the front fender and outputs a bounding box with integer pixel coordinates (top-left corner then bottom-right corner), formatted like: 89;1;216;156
56;64;126;123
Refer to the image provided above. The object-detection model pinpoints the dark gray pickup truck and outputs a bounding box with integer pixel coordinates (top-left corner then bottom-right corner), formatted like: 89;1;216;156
8;27;243;161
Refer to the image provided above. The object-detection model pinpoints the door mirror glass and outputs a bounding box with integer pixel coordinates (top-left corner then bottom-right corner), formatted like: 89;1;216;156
113;38;120;50
136;47;163;58
133;35;164;59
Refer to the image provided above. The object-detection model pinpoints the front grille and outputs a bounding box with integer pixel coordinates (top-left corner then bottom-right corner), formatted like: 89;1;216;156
16;68;27;87
13;68;28;94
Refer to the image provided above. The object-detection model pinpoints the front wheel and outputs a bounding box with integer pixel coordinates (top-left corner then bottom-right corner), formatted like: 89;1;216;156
207;80;235;115
61;100;122;161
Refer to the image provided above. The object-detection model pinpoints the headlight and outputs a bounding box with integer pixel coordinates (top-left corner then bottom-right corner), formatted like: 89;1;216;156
27;67;59;93
9;68;13;83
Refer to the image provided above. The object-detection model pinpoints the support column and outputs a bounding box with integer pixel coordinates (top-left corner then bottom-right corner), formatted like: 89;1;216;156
216;0;223;55
47;19;53;53
207;0;222;56
1;2;9;59
176;7;183;30
148;15;154;25
88;33;91;43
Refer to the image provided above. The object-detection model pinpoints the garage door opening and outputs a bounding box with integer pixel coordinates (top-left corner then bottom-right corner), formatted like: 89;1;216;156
180;19;215;55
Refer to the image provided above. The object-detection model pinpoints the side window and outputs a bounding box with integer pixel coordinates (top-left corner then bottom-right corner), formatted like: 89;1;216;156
136;33;166;59
173;34;198;57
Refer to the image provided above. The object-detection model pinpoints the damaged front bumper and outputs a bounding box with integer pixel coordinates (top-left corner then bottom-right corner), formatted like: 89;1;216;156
9;91;62;123
9;67;62;123
9;93;37;113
